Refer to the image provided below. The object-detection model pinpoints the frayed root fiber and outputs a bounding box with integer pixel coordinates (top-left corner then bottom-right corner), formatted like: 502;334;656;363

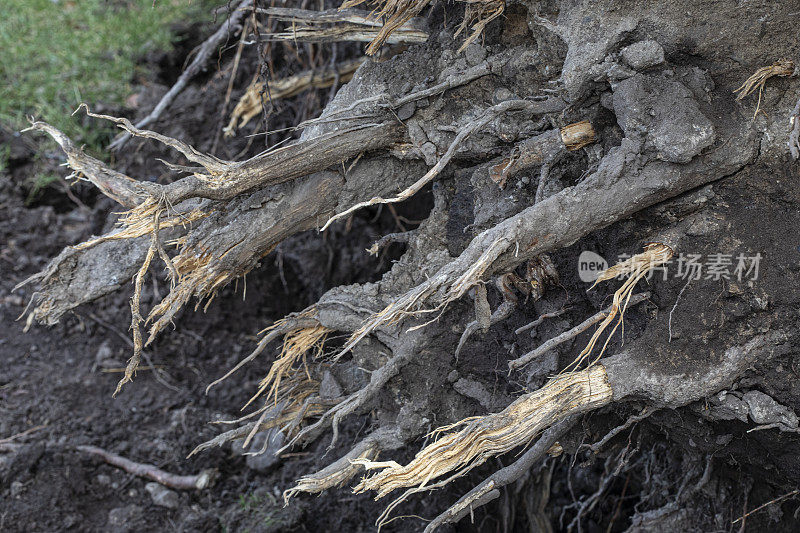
353;365;612;499
570;243;672;369
244;322;332;408
734;59;794;100
283;442;380;504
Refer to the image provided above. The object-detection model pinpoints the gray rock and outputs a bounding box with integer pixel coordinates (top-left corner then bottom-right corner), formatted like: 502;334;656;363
108;505;143;529
613;73;715;163
743;390;799;430
464;43;487;66
145;482;179;509
10;480;24;498
621;40;665;71
232;429;285;473
94;340;123;369
319;370;343;399
453;378;493;410
396;102;416;121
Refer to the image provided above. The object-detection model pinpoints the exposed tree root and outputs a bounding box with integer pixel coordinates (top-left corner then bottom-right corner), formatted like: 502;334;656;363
423;416;578;532
284;346;413;450
109;0;255;150
565;243;673;372
21;121;153;207
224;57;366;136
734;59;795;118
245;320;332;408
352;366;612;525
258;7;428;47
321;99;568;231
341;0;503;54
508;292;650;372
77;445;216;490
282;424;409;503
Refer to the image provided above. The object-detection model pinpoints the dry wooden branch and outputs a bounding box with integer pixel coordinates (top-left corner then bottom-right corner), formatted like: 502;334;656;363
77;445;216;490
225;58;367;136
22;121;152;208
256;7;428;47
254;7;426;29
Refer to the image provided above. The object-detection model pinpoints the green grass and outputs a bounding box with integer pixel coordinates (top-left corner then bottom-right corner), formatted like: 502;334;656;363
0;0;214;150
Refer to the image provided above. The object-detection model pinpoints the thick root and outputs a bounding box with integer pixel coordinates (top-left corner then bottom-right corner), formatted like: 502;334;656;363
353;366;612;501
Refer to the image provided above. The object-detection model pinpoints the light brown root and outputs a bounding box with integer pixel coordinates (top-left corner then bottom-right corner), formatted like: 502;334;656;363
454;0;505;54
352;366;612;526
78;444;216;490
341;0;433;55
564;243;673;372
734;59;795;118
559;120;597;151
75;198;210;252
114;230;157;396
113;204;185;395
244;320;332;409
224;58;366;136
283;438;381;504
205;311;321;393
340;0;501;55
423;415;578;532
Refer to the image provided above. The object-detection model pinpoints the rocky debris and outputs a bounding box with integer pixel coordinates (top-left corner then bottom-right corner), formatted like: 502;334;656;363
107;505;144;531
701;390;800;432
621;40;665;71
318;370;342;399
453;377;493;410
145;482;180;509
613;73;715;163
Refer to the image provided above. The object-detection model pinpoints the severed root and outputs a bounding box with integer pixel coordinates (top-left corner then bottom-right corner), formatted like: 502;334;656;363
284;440;380;503
734;59;795;118
565;243;673;372
244;319;332;408
453;0;505;53
225;58;366;136
77;445;216;490
508;292;650;372
259;8;429;48
352;366;612;525
423;415;578;532
341;0;434;55
340;0;502;55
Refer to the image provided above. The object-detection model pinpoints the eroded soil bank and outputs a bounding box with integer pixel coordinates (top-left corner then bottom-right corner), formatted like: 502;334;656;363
2;0;800;531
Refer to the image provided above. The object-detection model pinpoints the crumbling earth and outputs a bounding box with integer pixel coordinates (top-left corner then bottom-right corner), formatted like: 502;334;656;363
2;0;800;531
